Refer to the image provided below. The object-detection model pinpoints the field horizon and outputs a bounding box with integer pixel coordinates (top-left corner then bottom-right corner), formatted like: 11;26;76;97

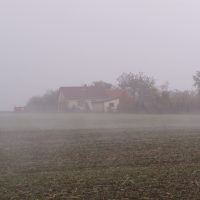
1;113;200;131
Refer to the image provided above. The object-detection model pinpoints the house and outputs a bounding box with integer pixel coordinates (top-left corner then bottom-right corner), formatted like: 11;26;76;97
57;85;131;112
58;86;107;112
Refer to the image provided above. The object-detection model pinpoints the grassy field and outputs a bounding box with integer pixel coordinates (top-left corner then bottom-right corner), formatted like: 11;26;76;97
1;114;200;199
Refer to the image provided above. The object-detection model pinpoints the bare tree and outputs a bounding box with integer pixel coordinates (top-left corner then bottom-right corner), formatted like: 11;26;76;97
193;71;200;94
26;89;58;112
117;72;158;112
91;80;115;89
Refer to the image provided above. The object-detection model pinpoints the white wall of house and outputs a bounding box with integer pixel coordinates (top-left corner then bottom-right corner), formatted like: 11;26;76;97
93;102;104;112
93;98;120;112
75;99;105;110
58;95;105;111
104;98;119;112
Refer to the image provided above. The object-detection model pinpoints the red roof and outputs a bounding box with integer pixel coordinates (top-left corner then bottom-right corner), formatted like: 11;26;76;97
106;89;131;99
60;86;108;99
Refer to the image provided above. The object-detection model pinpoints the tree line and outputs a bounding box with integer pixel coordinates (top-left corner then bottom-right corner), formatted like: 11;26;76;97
26;71;200;114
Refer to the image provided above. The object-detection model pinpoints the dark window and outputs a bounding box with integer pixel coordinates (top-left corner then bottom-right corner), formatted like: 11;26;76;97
109;103;114;107
77;101;83;107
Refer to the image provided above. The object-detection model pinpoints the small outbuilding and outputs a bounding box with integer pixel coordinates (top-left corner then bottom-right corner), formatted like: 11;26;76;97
14;106;27;113
93;97;120;112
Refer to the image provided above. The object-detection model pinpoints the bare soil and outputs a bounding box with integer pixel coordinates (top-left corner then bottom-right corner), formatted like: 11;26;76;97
0;114;200;199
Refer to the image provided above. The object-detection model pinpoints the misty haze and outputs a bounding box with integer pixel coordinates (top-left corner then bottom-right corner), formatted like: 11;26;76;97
1;0;200;199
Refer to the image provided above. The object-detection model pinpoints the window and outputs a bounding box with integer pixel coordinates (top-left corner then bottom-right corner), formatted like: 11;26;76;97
77;100;83;107
109;103;114;107
91;100;96;106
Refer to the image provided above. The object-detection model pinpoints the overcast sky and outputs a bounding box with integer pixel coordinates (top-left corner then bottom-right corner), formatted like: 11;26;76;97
1;0;200;111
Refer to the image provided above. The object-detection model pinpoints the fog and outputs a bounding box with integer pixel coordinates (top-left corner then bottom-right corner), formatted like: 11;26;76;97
1;113;200;132
1;0;200;111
